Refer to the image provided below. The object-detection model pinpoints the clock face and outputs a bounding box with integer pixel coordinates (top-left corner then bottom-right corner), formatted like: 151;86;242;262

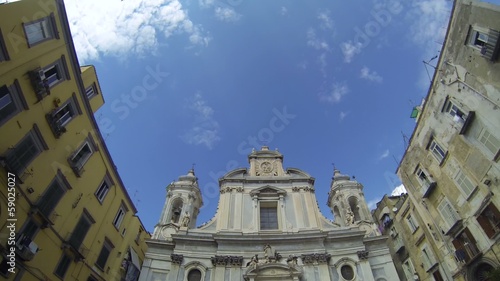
160;225;177;239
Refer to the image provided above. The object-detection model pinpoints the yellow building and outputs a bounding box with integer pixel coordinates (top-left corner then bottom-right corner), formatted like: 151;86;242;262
0;0;149;280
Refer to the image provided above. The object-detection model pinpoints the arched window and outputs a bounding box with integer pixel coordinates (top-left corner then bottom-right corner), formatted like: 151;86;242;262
170;199;183;224
187;269;202;281
348;197;361;221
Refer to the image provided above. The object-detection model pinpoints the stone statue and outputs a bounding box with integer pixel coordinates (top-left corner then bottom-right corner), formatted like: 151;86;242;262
345;208;354;226
287;254;298;266
264;244;272;263
181;212;190;227
246;254;259;269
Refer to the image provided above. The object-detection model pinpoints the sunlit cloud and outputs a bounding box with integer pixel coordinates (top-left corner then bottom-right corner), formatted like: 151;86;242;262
182;93;221;150
66;0;210;63
214;7;241;22
360;66;383;83
320;83;349;104
379;149;390;160
340;41;362;63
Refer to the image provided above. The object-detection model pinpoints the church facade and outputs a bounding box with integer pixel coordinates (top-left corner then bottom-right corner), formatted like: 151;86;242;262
139;147;397;281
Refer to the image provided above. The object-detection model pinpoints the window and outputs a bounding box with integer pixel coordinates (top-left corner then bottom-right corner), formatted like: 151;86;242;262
0;83;26;125
452;228;480;264
454;170;476;198
3;127;46;177
86;84;97;99
477;127;500;157
421;244;437;271
406;214;419;233
95;238;114;270
429;140;446;163
54;254;71;279
438;198;461;231
433;270;445;281
477;203;500;239
36;174;69;219
402;259;416;281
444;100;467;123
95;180;110;203
68;142;93;176
467;26;500;61
0;28;9;61
340;265;355;280
135;229;142;244
415;166;436;198
23;15;58;47
260;202;278;230
68;211;94;251
187;269;202;281
113;204;128;229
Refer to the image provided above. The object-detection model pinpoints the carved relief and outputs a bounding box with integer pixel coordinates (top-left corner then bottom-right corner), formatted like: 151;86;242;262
211;255;243;266
171;254;183;265
300;253;331;265
256;160;278;176
357;250;369;260
292;186;315;192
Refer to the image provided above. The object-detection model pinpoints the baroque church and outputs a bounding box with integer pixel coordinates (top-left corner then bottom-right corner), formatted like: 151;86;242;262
138;147;397;281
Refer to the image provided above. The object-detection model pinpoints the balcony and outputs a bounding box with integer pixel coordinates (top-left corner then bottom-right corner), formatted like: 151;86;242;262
30;206;59;228
394;235;406;253
62;232;89;261
27;68;50;100
454;242;481;265
46;112;67;138
15;236;38;261
421;180;437;198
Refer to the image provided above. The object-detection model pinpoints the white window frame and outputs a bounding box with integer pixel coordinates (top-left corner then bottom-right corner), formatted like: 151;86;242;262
41;60;66;88
86;83;97;99
406;214;419;233
444;100;467;123
421;244;437;271
53;98;78;127
454;170;476;198
402;258;416;281
23;15;57;47
415;167;432;187
477;127;500;157
95;178;111;203
68;141;94;175
113;204;128;229
438;198;461;232
429;140;446;163
467;26;489;50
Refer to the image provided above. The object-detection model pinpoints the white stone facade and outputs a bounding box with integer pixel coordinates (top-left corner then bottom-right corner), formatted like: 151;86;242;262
139;147;397;281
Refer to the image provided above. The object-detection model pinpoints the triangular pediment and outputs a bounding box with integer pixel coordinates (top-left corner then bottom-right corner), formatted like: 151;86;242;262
250;185;287;197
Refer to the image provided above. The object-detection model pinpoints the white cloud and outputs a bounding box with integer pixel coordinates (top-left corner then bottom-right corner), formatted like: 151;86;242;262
215;7;241;22
406;0;451;88
391;184;407;196
360;66;383;83
339;111;349;121
182;93;221;149
65;0;210;63
199;0;215;8
317;10;334;30
280;6;288;16
307;28;330;51
340;41;362;63
379;149;390;160
320;83;349;104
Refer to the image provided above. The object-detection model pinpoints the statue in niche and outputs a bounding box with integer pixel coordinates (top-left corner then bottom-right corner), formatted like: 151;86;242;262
264;244;273;263
181;212;190;227
345;208;355;226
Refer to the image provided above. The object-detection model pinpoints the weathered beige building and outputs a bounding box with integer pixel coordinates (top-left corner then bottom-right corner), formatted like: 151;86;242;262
395;0;500;280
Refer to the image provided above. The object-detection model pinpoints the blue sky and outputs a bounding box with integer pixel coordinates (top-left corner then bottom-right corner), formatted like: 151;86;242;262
62;0;497;233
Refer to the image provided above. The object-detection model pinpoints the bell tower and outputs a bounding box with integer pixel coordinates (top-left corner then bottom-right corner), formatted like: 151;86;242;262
327;169;373;228
153;169;203;239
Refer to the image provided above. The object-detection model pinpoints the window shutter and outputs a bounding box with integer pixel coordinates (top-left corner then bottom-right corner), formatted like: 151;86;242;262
38;181;64;216
96;244;111;269
477;215;495;238
69;217;91;248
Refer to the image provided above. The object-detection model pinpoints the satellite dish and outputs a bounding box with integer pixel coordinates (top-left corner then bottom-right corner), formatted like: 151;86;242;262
392;207;398;212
